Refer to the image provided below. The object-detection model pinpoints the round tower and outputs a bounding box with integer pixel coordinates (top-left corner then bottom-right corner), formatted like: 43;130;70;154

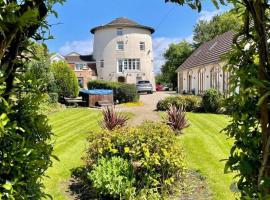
91;17;156;89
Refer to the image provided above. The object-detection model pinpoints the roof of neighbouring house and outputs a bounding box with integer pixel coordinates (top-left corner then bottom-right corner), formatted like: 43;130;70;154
64;52;95;63
176;31;234;72
90;17;155;34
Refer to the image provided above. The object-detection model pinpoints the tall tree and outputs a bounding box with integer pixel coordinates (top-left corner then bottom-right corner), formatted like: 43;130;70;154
161;41;193;88
0;0;63;198
193;11;242;46
166;0;270;198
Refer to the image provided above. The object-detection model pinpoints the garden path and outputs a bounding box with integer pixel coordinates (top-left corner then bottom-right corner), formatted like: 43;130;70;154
116;91;175;125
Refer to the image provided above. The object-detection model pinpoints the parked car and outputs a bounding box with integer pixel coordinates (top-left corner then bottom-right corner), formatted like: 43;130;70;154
156;83;164;91
136;80;153;94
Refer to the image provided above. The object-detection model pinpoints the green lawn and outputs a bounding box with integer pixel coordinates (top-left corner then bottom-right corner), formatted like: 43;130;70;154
181;112;237;200
43;108;101;199
43;109;237;199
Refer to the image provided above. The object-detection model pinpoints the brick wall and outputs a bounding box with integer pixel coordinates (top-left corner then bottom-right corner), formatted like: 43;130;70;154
68;63;97;89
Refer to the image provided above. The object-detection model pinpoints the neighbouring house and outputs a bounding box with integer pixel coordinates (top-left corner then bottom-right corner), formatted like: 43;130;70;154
176;31;234;95
51;17;156;90
51;52;97;88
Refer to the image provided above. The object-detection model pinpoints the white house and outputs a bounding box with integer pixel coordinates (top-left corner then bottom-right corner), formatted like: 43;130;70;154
51;17;156;89
176;31;234;95
91;17;156;89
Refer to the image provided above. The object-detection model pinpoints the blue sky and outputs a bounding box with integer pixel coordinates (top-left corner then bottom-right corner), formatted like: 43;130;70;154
46;0;228;72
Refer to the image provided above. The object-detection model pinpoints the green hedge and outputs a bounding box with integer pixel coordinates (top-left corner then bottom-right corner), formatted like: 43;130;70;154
202;89;223;113
157;95;202;112
87;80;139;103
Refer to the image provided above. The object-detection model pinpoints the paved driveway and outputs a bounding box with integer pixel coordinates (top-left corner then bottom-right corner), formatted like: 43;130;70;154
116;91;175;126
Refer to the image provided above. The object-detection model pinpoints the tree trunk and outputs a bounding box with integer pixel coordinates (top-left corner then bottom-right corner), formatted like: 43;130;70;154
250;1;270;193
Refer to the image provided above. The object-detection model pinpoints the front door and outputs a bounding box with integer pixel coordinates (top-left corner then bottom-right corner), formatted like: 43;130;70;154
118;76;126;83
78;77;84;88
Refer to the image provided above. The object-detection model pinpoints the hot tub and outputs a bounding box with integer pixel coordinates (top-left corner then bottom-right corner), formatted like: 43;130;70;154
79;89;114;107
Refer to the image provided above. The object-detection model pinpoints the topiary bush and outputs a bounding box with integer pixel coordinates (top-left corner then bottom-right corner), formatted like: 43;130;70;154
88;80;139;103
202;89;222;113
51;61;79;99
78;122;185;199
157;95;202;112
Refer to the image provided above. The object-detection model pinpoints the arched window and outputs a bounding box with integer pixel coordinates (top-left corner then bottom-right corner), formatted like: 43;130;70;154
210;66;220;91
223;70;230;94
198;68;205;94
187;70;193;93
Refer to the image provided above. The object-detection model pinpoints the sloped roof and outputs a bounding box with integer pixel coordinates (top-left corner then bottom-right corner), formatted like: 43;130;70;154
64;54;95;63
176;31;234;71
91;17;155;34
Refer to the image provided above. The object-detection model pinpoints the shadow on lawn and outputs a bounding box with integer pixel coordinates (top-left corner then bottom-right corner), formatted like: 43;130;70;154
67;167;118;200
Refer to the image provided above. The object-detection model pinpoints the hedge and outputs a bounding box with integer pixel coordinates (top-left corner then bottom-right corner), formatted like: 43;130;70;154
157;95;202;112
87;80;139;103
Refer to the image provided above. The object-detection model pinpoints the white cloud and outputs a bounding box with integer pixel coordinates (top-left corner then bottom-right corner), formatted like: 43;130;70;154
152;35;193;73
59;39;93;55
198;10;223;22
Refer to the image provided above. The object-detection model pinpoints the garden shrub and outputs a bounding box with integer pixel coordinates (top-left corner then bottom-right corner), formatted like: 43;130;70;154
164;105;190;134
99;106;129;130
82;122;185;199
118;83;139;103
51;61;79;99
157;95;202;112
202;89;222;113
89;156;136;199
88;80;139;103
48;92;59;103
0;75;54;199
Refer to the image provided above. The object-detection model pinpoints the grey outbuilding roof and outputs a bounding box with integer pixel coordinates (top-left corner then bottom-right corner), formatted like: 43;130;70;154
176;31;234;71
90;17;155;34
64;53;95;63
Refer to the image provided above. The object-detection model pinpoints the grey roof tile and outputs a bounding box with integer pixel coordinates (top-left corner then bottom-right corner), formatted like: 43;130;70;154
177;31;234;71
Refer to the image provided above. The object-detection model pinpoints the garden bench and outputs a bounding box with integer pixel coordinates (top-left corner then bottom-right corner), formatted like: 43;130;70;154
98;100;113;107
64;97;86;105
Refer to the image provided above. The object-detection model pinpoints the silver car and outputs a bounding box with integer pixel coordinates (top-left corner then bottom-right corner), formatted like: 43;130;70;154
136;80;153;94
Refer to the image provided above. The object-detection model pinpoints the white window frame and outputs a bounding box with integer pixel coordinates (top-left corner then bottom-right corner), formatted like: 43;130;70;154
117;28;123;36
75;63;84;71
117;41;124;51
117;59;123;73
140;42;145;51
117;59;141;73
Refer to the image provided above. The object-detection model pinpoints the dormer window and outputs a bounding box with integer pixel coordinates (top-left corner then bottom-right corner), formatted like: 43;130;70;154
117;41;124;50
117;28;123;36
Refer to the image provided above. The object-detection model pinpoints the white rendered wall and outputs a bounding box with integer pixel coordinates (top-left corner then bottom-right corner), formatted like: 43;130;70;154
178;62;226;94
93;27;156;89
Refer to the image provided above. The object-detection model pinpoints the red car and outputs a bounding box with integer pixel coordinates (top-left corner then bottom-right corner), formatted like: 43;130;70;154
156;84;164;91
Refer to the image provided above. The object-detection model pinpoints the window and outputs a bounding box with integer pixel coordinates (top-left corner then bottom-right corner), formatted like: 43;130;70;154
117;28;123;36
75;63;84;71
100;60;104;68
140;42;145;51
198;68;205;94
118;59;123;72
187;71;193;93
117;59;140;72
223;71;230;94
117;41;124;50
210;66;220;91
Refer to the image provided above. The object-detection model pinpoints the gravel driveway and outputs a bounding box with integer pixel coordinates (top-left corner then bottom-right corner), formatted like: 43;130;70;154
116;91;175;126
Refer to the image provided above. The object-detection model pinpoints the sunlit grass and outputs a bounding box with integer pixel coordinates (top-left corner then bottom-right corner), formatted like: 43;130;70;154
119;101;144;107
43;108;102;199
